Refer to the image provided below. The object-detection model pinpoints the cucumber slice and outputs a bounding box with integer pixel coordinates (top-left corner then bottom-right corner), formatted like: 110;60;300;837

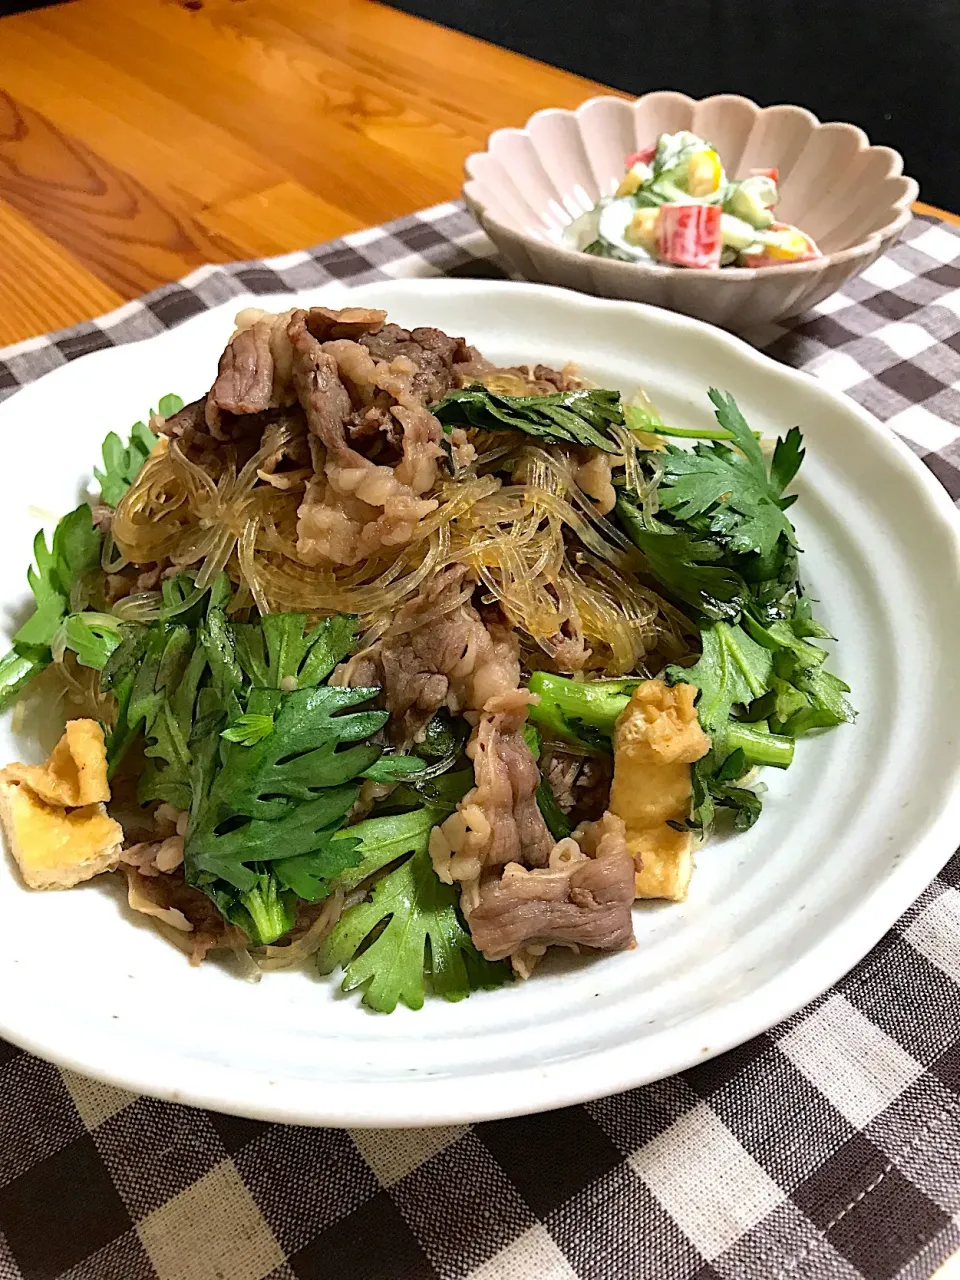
563;205;602;251
720;213;761;251
725;176;776;229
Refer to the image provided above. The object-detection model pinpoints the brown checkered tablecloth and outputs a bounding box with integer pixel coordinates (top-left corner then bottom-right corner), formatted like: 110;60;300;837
0;203;959;1280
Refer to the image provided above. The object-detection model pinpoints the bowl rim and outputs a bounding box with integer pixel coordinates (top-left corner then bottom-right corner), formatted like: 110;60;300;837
463;91;920;279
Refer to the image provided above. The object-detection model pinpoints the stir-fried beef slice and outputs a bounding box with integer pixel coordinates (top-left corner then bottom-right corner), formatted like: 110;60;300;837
212;321;276;415
359;323;472;403
466;812;635;961
344;405;402;450
333;567;521;742
160;397;208;438
209;308;299;418
303;306;387;342
288;312;355;455
289;311;440;565
533;362;582;391
380;567;489;734
430;690;553;887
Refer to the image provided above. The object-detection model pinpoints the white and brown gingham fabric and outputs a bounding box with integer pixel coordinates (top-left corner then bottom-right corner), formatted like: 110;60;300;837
0;203;959;1280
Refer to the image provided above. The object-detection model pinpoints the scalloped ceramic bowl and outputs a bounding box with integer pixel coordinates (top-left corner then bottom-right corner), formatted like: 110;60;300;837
463;93;918;329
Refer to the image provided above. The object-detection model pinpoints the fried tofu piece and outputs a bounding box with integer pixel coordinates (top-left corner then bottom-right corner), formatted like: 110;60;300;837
0;719;121;889
609;680;710;901
0;781;122;889
4;720;110;808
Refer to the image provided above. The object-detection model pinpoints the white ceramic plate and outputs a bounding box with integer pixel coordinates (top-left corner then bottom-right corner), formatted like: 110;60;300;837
1;279;959;1128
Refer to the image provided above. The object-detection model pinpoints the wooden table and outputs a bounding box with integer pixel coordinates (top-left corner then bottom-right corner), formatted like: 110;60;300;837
0;0;955;349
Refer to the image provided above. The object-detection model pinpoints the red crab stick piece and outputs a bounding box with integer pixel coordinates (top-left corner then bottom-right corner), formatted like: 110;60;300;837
750;167;779;184
657;203;722;269
624;144;656;169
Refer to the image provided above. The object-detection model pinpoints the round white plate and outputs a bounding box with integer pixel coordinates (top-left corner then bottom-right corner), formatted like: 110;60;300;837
1;279;959;1128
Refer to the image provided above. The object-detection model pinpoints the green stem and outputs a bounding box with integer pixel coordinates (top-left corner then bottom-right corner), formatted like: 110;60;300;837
724;722;794;769
536;780;573;841
527;672;638;749
239;874;296;946
648;424;735;440
623;404;734;440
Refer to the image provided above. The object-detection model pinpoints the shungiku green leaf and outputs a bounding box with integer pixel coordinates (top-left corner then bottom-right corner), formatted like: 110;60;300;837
319;838;508;1013
615;497;748;622
666;622;773;733
650;388;802;561
432;385;625;454
95;406;171;508
221;713;275;747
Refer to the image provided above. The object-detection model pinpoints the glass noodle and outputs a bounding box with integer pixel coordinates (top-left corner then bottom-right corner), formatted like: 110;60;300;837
111;391;693;676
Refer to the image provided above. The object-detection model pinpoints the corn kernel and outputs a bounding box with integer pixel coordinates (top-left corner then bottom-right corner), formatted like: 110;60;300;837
616;169;643;198
764;226;813;260
687;149;722;197
625;206;659;250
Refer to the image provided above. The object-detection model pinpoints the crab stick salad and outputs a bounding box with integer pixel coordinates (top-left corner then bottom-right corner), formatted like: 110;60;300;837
564;131;821;270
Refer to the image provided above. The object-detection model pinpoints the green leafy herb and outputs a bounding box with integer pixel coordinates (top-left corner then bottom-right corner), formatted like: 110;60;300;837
197;684;385;823
414;708;469;762
654;390;799;560
174;610;416;942
157;393;184;419
0;645;50;710
667;601;852;835
329;806;447;892
15;506;101;648
392;768;474;812
138;626;209;809
221;713;274;746
361;753;426;783
102;599;417;949
689;758;763;833
615;498;748;622
232;612;357;690
667;622;773;734
432;385;625;454
0;504;121;712
616;392;804;625
212;870;297;950
319;833;508;1013
59;612;123;670
743;614;855;736
94;395;180;508
94;399;176;508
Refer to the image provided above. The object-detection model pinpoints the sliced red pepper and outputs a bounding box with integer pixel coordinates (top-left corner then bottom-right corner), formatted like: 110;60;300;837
624;144;656;170
750;166;780;185
657;203;722;269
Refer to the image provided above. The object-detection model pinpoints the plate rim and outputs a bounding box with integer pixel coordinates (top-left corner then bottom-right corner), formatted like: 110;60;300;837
1;276;959;1127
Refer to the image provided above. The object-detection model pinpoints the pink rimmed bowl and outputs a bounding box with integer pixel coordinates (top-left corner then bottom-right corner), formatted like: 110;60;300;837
463;92;918;330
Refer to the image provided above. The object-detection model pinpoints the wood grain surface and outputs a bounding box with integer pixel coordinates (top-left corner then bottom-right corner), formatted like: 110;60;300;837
0;0;955;349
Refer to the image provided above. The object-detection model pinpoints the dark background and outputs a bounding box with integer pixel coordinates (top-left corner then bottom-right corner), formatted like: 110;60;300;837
384;0;960;212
